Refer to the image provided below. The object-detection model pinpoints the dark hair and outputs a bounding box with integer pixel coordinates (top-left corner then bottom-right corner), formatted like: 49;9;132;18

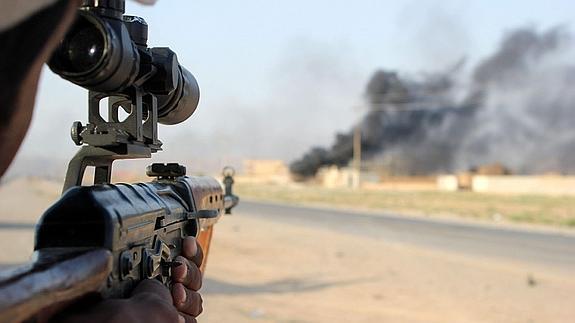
0;0;70;127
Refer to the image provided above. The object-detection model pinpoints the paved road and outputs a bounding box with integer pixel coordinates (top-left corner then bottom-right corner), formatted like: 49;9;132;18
237;201;575;271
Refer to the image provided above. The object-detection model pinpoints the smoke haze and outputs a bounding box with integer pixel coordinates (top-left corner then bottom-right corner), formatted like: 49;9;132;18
5;40;365;180
6;21;575;182
291;26;575;177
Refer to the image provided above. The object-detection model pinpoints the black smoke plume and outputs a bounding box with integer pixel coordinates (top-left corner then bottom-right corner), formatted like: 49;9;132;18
290;26;575;178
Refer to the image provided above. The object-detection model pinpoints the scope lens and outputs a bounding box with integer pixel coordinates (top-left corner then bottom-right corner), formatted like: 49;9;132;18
49;10;140;93
65;25;105;73
50;13;108;75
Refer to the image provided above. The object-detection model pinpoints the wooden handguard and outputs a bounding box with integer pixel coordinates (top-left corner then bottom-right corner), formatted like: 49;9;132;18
196;226;215;274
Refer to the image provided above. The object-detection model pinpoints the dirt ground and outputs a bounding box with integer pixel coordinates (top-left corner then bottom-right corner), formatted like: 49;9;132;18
0;178;574;322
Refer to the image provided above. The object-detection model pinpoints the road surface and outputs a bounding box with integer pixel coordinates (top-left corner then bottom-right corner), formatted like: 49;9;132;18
236;200;575;272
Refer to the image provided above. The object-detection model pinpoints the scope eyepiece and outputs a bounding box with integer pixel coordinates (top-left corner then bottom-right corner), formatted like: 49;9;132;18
49;5;200;126
62;17;104;73
49;9;140;93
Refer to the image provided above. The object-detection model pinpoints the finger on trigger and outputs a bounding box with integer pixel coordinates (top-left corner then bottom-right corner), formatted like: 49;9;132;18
171;256;190;283
172;256;202;290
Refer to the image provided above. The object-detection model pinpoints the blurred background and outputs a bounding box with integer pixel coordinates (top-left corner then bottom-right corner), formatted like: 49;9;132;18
1;0;575;322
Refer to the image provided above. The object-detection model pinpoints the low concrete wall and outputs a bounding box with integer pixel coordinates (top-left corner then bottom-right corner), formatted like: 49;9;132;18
437;175;459;192
472;176;575;196
364;182;437;191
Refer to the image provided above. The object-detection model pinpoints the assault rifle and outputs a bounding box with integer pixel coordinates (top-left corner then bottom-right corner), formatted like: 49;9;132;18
0;1;239;321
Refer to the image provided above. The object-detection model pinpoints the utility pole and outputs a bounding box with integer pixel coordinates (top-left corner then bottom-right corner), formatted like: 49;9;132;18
352;124;361;189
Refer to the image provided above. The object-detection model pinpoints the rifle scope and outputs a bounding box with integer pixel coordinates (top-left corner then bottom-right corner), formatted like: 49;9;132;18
48;0;199;125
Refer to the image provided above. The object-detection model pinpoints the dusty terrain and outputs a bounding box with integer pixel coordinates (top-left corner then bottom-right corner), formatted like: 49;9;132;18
0;178;574;322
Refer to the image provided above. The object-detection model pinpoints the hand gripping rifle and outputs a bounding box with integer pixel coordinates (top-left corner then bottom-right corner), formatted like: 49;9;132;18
0;1;239;321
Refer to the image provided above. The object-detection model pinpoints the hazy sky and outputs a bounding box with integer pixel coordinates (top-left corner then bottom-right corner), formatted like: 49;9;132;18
8;0;575;176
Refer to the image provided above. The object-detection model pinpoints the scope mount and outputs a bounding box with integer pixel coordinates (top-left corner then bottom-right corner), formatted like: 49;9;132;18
57;3;200;194
63;85;163;193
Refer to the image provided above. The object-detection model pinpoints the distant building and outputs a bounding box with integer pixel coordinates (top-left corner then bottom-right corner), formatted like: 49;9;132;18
436;162;575;196
438;163;512;191
242;160;290;184
316;166;379;189
470;163;511;176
